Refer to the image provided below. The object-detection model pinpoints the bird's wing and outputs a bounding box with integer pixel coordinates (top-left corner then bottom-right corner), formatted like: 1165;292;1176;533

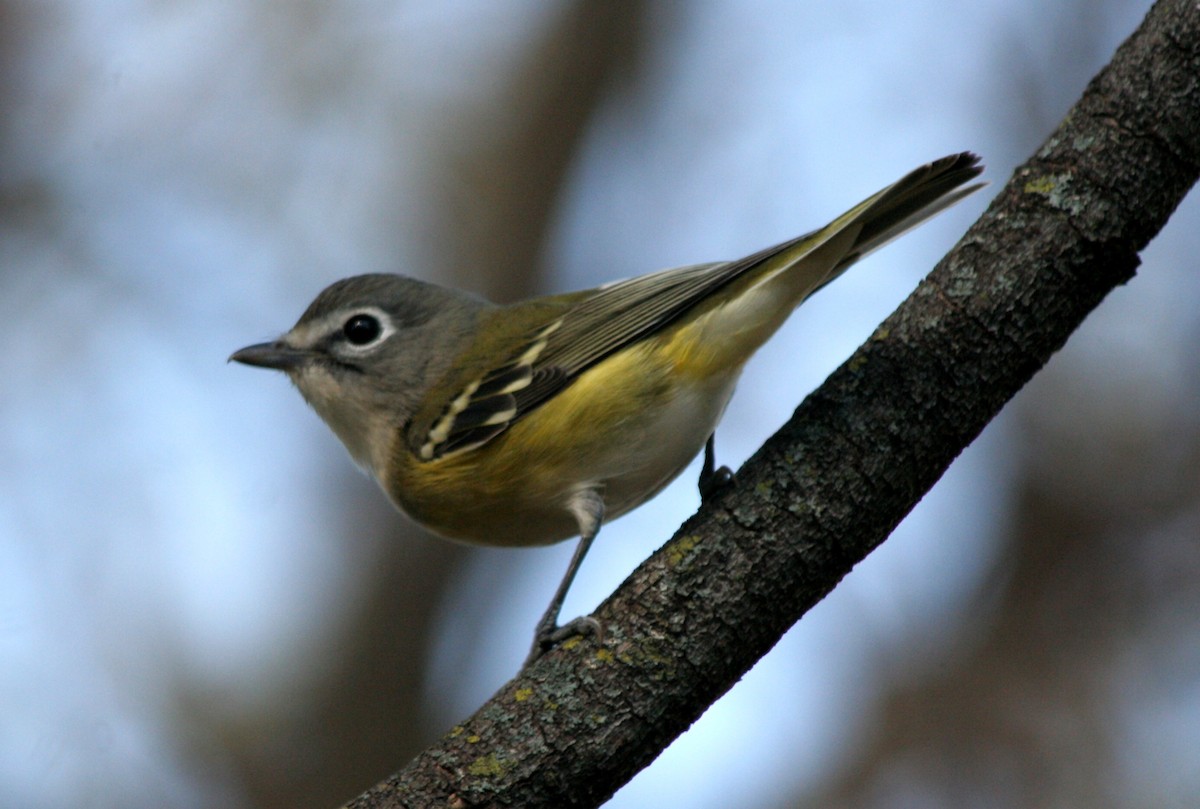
414;152;984;460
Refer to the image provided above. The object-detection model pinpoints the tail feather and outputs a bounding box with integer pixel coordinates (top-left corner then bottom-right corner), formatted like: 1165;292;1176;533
820;152;985;287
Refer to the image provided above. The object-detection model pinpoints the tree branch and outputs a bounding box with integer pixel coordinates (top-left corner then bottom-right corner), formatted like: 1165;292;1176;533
345;0;1200;806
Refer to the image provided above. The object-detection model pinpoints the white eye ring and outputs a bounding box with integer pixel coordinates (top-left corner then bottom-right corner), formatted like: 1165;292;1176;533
338;307;394;352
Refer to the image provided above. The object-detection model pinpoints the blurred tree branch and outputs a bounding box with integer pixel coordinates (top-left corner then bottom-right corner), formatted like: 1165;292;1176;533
219;5;647;809
345;0;1199;807
432;3;644;302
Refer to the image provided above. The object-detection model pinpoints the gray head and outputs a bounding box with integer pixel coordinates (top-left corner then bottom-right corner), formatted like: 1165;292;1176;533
231;274;488;476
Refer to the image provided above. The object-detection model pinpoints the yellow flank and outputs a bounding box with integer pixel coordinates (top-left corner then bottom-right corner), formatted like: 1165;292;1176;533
388;338;679;547
385;185;906;548
655;294;779;382
655;216;865;382
386;220;869;547
658;314;730;380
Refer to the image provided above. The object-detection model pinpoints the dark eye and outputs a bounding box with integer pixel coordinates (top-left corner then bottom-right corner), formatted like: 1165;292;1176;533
343;313;382;346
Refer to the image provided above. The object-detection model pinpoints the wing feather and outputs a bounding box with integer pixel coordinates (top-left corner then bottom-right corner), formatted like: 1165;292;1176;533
416;152;983;460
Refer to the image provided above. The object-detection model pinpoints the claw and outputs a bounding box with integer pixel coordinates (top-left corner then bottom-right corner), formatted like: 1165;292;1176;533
698;434;735;500
525;615;603;666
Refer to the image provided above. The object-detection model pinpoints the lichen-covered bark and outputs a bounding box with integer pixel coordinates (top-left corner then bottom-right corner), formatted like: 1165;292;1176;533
345;1;1200;806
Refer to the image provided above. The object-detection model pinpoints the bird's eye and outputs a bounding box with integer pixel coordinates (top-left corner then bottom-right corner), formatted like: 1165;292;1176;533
343;313;383;346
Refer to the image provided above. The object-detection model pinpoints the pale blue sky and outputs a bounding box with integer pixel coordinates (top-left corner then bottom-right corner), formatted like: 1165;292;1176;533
2;2;1194;807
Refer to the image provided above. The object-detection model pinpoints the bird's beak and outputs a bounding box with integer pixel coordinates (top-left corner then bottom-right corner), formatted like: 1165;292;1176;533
229;341;309;371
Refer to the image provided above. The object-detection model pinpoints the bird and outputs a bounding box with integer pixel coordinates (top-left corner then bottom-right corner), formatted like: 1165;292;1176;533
231;152;984;664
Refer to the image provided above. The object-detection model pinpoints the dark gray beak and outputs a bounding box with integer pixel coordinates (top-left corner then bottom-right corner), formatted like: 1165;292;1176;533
229;341;309;371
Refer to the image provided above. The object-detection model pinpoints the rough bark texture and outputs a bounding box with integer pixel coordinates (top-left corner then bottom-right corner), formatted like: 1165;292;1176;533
344;0;1200;806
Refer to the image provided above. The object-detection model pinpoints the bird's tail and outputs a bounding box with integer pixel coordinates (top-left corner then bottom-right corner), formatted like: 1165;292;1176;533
814;151;986;291
648;153;985;379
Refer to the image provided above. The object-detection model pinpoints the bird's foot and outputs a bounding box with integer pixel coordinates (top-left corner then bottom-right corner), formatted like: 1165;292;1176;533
524;614;604;667
698;464;734;500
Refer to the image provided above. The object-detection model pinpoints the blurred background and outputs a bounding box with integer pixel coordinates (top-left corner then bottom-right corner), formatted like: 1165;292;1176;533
2;1;1198;807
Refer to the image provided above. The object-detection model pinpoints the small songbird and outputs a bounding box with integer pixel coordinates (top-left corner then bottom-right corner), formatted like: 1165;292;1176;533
231;152;983;664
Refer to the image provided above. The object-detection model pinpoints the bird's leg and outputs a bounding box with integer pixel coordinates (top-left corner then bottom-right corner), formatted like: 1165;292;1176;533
698;433;734;500
525;489;605;666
